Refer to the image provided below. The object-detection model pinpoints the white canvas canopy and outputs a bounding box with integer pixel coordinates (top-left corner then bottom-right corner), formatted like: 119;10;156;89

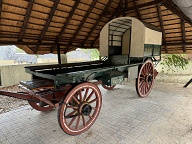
100;16;162;57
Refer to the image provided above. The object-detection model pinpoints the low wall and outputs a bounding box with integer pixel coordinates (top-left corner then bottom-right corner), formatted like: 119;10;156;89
0;54;88;87
0;60;15;65
0;64;32;87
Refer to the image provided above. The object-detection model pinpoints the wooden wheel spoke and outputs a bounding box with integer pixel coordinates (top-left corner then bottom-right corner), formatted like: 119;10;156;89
86;90;94;102
75;115;80;129
72;96;80;104
141;69;145;75
68;116;77;126
89;114;93;119
145;64;149;75
139;81;145;90
144;83;148;94
148;65;153;73
88;98;98;104
82;115;86;126
65;110;77;119
140;74;145;79
141;84;146;94
92;107;99;110
67;105;78;109
83;88;89;101
79;90;83;102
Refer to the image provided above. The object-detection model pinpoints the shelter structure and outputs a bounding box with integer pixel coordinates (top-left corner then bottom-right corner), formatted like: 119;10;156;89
0;0;192;55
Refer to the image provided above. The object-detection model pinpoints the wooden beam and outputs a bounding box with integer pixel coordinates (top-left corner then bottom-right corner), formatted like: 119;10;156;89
18;0;34;41
125;0;128;10
157;4;168;53
68;0;98;45
162;1;192;26
0;40;97;48
57;44;61;64
108;0;164;16
56;0;80;42
50;46;55;53
0;0;2;19
163;42;192;46
133;0;141;20
82;0;114;45
92;0;123;46
34;0;60;53
181;19;186;52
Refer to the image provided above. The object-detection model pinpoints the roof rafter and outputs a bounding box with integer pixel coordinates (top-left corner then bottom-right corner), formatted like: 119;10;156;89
18;0;34;41
33;0;60;53
56;0;80;43
181;19;186;52
163;42;192;46
133;0;141;20
68;0;98;45
92;0;123;46
125;0;128;10
162;0;192;26
0;0;2;18
112;0;164;15
157;4;168;53
82;0;114;45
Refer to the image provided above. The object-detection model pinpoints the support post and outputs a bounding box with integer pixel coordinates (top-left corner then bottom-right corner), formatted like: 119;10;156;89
57;44;61;64
183;78;192;88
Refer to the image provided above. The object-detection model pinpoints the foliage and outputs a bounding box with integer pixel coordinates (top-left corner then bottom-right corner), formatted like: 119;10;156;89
16;47;25;53
161;54;189;73
81;49;99;60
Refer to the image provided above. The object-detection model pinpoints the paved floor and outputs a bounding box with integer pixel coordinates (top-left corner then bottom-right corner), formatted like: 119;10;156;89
0;81;192;144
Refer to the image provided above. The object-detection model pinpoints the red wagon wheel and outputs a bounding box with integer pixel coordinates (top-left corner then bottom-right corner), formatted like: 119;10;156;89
101;84;116;90
58;82;102;135
28;101;53;112
136;60;154;98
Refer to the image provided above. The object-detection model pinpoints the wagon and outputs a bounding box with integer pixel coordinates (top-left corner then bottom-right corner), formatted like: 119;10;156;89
0;16;162;135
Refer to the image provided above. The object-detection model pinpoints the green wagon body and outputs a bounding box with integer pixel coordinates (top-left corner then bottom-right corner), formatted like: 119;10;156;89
0;16;162;135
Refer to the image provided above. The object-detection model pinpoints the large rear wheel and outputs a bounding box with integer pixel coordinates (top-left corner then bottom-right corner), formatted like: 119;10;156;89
58;82;102;135
136;60;154;98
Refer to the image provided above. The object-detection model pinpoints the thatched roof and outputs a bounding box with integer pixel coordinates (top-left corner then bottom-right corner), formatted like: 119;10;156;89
0;0;192;54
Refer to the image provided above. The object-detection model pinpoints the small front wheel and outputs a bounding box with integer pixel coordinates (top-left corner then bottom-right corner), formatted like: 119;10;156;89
101;84;116;90
58;82;102;135
28;101;53;112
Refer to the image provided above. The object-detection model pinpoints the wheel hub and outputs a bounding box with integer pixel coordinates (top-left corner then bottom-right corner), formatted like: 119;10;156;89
81;104;92;116
145;75;153;83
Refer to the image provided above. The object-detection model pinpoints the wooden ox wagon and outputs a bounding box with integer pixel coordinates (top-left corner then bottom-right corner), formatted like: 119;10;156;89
0;16;162;135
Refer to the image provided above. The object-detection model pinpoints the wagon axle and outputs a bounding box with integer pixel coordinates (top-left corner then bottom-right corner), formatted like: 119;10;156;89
81;104;92;116
146;75;153;83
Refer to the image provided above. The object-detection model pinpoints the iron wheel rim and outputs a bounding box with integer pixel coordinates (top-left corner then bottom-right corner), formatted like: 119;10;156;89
58;82;102;135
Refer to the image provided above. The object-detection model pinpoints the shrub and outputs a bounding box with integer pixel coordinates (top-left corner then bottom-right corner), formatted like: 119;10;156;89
161;54;189;73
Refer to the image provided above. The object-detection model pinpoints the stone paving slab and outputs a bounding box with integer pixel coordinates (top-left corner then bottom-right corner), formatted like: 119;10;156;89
0;81;191;144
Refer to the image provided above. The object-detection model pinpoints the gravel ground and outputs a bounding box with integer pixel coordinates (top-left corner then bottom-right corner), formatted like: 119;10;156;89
0;85;28;114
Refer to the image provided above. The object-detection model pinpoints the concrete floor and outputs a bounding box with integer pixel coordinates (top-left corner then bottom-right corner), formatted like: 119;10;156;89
0;81;192;144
